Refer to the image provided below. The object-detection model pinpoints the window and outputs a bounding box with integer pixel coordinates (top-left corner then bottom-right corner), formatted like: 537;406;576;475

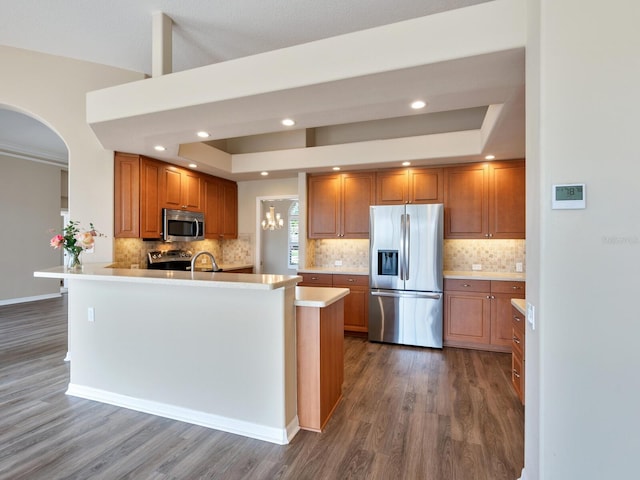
288;201;299;268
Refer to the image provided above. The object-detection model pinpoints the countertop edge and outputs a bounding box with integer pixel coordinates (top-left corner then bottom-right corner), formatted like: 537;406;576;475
35;264;300;290
444;270;526;281
511;298;526;315
294;287;350;308
297;267;369;276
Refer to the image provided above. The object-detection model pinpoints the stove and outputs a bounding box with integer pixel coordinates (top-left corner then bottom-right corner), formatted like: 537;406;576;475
147;249;194;271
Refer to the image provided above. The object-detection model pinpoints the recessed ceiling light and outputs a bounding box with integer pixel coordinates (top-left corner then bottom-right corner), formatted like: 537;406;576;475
332;167;341;171
261;171;269;176
402;161;411;166
154;145;166;151
189;163;197;168
411;100;426;110
281;118;295;127
196;131;210;138
485;154;496;160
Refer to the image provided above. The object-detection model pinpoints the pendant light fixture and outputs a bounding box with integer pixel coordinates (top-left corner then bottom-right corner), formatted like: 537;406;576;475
262;205;284;230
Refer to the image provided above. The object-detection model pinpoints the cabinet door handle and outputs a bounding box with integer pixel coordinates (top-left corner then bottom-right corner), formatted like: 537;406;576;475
311;276;318;280
512;285;521;290
513;369;521;378
462;283;471;287
348;279;355;282
514;315;522;322
486;295;491;299
512;336;521;344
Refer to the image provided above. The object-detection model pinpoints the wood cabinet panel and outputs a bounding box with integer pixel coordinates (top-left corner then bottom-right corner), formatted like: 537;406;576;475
444;163;488;238
341;172;375;238
333;274;369;333
376;167;443;205
308;174;341;238
220;180;238;239
296;299;344;432
511;305;525;404
202;176;237;239
139;157;162;239
409;168;443;204
114;153;140;238
444;279;525;352
490;160;525;239
308;172;374;238
160;165;202;212
444;160;524;239
298;273;369;333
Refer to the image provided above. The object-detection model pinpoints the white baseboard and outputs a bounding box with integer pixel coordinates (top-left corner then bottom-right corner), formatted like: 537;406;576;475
517;467;527;480
66;383;298;445
0;292;61;306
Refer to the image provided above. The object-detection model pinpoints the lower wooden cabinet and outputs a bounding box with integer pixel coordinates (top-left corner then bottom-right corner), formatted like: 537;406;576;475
444;278;525;352
296;299;344;431
298;273;369;334
511;304;525;404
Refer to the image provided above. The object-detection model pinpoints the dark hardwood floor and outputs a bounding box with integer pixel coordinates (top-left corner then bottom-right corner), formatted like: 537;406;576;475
0;295;523;479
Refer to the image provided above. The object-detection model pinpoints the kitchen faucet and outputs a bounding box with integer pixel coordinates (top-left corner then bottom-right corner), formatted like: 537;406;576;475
191;251;221;272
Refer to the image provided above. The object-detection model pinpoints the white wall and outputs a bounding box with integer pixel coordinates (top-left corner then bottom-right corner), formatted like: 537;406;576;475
237;177;299;234
528;0;640;478
0;46;145;284
0;155;62;302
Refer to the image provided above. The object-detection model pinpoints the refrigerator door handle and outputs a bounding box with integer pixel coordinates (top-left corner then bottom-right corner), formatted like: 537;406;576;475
405;213;410;280
400;214;406;281
371;290;442;300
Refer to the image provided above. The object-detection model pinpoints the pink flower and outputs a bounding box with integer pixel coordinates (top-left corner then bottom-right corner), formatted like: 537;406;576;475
76;232;95;249
50;234;64;249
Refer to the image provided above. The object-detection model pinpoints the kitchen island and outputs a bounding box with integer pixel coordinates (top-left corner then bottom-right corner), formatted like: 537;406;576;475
34;264;313;444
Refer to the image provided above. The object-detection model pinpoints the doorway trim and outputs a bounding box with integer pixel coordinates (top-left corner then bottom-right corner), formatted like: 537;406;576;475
255;195;298;274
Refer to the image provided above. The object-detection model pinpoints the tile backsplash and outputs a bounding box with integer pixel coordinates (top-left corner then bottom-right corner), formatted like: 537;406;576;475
306;238;525;273
444;239;526;273
114;236;253;268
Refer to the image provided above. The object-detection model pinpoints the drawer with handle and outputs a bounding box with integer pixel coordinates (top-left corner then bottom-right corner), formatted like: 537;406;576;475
444;278;490;293
298;273;333;286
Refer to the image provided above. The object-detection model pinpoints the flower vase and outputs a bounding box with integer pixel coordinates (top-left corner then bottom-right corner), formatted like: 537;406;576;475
67;250;82;271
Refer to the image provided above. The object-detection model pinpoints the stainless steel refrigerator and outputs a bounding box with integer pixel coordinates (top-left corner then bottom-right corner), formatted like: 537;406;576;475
369;204;444;348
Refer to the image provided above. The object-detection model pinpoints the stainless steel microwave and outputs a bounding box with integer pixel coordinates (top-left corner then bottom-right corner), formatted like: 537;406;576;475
162;209;205;242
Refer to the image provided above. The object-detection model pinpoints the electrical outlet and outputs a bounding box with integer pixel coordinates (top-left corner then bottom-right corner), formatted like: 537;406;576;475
87;307;95;322
201;257;208;264
516;262;523;272
471;264;482;271
335;260;343;266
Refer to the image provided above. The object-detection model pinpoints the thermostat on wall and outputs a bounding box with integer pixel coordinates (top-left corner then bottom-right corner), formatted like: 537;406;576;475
552;183;586;209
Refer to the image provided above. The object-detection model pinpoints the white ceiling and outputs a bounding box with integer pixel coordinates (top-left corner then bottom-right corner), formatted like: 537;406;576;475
0;0;525;179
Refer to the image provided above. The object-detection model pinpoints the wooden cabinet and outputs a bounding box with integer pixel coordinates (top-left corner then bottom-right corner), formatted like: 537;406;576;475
203;176;238;239
114;152;140;238
298;273;369;334
444;160;525;239
296;298;344;432
114;152;237;240
511;304;525;404
160;164;202;211
332;274;369;334
376;167;443;205
114;153;162;239
307;172;375;239
444;278;525;352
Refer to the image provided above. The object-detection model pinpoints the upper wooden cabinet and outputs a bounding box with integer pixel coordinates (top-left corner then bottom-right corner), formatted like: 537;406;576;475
376;167;443;205
444;160;525;239
308;172;375;239
204;177;238;239
114;152;237;240
114;152;162;239
160;164;202;212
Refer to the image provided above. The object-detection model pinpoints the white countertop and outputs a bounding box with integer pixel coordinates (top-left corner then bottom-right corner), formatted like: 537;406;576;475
444;270;526;281
297;266;369;276
294;286;350;308
35;263;300;290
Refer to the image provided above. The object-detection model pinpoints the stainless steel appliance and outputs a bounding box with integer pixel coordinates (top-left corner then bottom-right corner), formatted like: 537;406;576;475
369;204;444;348
162;208;205;242
147;249;222;272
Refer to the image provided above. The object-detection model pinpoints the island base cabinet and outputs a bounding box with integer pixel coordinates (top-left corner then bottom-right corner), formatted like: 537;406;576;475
296;299;344;432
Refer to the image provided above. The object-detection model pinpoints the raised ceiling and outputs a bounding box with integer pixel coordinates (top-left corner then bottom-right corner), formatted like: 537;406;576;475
0;0;524;179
